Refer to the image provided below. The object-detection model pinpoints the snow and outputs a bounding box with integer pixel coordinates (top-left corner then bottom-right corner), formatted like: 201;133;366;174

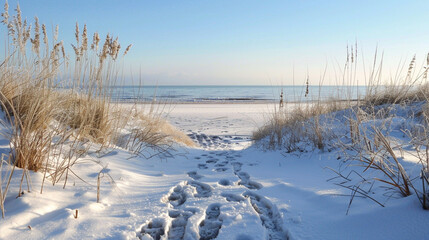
0;102;429;240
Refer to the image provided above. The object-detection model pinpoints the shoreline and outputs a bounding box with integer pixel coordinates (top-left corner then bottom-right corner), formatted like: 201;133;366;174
112;98;359;105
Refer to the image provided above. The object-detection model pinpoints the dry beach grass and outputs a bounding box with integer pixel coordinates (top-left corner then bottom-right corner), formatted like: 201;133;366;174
0;2;192;218
253;47;429;210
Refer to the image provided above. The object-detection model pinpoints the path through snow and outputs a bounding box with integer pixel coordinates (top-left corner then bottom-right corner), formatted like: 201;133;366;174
138;110;289;240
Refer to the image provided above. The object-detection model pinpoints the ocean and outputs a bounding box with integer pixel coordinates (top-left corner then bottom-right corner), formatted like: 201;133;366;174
109;85;366;103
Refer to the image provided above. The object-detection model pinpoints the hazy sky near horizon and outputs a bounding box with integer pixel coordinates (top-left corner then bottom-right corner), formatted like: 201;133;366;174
4;0;429;85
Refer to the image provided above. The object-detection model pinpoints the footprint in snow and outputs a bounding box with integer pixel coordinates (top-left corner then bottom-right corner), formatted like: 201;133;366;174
236;171;263;190
198;163;208;169
206;159;218;164
187;171;204;180
214;161;229;167
231;162;243;172
221;192;246;202
214;167;229;172
237;171;250;180
243;191;289;240
187;180;213;198
167;209;194;240
167;184;188;207
139;218;166;240
218;179;232;186
167;181;212;207
199;203;223;240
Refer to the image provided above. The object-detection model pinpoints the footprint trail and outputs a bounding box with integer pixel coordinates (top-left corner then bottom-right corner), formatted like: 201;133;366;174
199;203;223;240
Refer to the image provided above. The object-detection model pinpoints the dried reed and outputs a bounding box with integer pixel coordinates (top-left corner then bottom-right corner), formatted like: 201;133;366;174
0;2;191;218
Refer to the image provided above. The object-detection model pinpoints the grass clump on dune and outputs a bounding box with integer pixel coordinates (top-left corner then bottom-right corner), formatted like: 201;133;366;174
253;100;348;152
0;2;192;218
254;47;429;210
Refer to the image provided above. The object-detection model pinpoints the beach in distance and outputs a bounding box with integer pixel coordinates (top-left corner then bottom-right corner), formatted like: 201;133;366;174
109;85;365;103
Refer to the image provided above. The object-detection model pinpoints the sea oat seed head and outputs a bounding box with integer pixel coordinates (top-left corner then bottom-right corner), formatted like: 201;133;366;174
81;24;88;53
407;55;416;77
99;34;110;64
123;44;132;56
15;3;21;28
60;40;65;58
75;22;79;45
23;21;31;45
54;25;59;42
91;32;100;51
112;42;121;60
50;42;62;68
31;16;40;55
110;37;119;59
7;22;14;37
305;75;309;97
1;0;9;25
42;24;48;46
71;44;80;61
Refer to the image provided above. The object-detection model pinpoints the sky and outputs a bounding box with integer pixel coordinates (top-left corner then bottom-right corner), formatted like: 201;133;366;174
3;0;429;85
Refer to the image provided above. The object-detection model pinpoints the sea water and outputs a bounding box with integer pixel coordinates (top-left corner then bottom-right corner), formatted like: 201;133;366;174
109;85;366;103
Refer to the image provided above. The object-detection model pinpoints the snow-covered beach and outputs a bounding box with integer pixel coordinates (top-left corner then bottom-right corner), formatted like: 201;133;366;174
1;102;428;240
2;1;429;239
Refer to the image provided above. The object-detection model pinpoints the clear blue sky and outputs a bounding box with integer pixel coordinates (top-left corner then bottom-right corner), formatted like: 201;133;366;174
4;0;429;85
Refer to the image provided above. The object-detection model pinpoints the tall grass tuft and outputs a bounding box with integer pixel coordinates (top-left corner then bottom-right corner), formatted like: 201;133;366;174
254;45;429;209
0;2;192;218
253;98;348;152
